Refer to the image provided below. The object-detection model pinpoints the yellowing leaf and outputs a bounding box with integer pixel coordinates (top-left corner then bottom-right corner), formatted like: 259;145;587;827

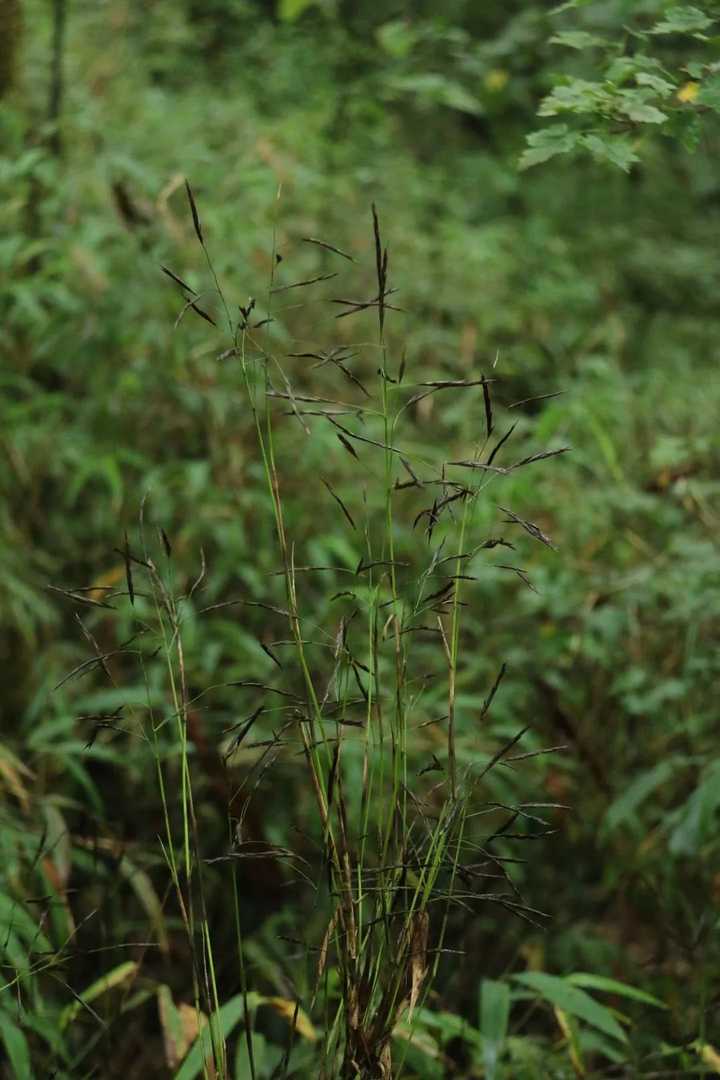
698;1041;720;1073
678;81;700;102
158;985;186;1070
0;748;32;811
60;961;138;1028
158;986;207;1071
263;997;317;1041
408;910;429;1021
555;1007;585;1076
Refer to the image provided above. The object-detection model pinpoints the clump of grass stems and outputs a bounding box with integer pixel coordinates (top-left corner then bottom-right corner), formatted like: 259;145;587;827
50;181;569;1078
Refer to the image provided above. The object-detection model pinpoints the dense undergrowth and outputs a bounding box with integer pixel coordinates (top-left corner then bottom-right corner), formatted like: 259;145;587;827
1;1;720;1077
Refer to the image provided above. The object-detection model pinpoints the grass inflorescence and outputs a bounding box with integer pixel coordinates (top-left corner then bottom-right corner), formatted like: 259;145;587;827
27;182;569;1078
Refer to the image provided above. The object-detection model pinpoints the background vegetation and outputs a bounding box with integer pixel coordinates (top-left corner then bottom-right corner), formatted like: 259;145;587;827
1;0;719;1076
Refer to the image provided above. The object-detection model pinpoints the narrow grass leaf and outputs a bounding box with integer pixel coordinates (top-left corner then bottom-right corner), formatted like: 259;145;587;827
119;856;170;954
0;1010;33;1080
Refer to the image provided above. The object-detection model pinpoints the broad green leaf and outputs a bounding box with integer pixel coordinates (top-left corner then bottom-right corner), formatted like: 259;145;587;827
394;1021;445;1078
577;1027;628;1065
480;980;510;1080
650;6;714;34
389;74;483;115
636;72;676;96
0;1009;33;1079
539;79;613;117
235;1031;266;1079
235;1031;283;1079
581;134;639;172
519;125;579;169
512;973;627;1042
677;112;703;151
697;74;720;111
618;96;668;124
568;974;667;1009
414;1006;480;1044
550;31;606;50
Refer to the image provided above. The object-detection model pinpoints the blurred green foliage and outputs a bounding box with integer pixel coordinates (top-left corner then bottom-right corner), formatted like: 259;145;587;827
1;0;719;1076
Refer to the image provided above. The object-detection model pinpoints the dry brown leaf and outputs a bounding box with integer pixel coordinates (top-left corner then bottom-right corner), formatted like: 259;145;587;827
314;910;338;999
378;1041;392;1078
407;910;429;1021
158;987;208;1072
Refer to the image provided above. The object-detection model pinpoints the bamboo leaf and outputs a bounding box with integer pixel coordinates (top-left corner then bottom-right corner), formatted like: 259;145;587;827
568;973;667;1009
480;979;510;1080
512;972;626;1042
